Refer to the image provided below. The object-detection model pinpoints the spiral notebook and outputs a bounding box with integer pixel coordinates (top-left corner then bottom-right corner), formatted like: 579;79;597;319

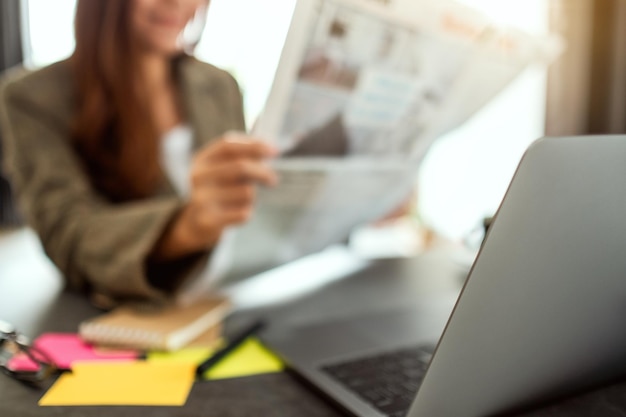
79;298;231;351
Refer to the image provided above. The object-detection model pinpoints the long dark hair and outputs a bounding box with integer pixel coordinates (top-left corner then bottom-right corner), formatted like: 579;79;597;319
72;0;164;201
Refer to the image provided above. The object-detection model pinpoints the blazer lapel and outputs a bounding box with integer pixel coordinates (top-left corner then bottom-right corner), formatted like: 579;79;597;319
177;57;222;152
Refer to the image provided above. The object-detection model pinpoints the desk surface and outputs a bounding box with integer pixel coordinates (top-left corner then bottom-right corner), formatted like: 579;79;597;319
1;228;625;417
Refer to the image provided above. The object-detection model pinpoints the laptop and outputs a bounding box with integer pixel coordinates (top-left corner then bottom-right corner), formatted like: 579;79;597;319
262;135;626;417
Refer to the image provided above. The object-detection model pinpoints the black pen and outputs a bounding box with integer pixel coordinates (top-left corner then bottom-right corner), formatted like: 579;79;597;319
195;320;265;379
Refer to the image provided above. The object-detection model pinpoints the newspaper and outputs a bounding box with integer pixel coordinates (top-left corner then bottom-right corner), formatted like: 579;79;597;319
211;158;416;283
207;0;561;285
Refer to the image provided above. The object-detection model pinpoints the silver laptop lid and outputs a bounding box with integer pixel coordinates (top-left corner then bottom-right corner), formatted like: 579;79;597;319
410;135;626;416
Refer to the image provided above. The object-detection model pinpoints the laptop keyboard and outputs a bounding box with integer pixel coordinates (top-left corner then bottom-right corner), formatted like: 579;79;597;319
320;344;435;417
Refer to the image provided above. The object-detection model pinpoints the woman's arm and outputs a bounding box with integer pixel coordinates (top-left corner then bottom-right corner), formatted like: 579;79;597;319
1;66;276;302
1;82;178;301
0;73;187;302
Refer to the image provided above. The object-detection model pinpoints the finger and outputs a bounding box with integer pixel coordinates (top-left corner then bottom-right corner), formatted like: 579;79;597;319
192;160;278;187
195;184;256;206
196;138;278;162
195;205;253;228
223;131;271;146
217;207;253;226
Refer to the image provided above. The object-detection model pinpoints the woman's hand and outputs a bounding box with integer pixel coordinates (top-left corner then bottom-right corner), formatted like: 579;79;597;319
154;133;278;260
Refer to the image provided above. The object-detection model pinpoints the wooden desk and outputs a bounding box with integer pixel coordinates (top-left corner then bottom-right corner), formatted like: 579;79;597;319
1;228;625;417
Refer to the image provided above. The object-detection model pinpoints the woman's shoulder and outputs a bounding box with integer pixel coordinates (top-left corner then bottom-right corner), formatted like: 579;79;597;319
2;60;75;113
178;56;240;91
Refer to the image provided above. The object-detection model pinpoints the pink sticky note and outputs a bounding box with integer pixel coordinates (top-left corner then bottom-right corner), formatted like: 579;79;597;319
7;333;139;371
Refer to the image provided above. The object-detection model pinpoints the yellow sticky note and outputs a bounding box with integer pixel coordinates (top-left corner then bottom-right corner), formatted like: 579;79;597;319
204;338;284;380
39;362;195;406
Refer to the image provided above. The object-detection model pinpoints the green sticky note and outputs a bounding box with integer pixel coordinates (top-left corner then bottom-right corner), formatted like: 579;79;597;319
147;338;283;380
204;338;284;380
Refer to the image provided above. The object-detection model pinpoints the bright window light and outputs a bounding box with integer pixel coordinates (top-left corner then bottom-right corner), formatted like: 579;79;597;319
22;0;76;68
417;0;549;241
195;0;296;127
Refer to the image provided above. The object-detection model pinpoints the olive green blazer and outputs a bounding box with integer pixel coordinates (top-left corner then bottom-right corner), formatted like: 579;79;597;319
0;57;246;304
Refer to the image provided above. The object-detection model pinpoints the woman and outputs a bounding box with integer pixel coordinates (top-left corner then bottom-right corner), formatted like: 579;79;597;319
0;0;277;306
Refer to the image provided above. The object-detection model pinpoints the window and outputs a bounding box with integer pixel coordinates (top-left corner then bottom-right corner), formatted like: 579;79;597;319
21;0;76;68
22;0;549;243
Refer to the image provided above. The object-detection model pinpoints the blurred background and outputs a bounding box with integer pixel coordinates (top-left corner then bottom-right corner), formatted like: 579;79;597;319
2;0;625;249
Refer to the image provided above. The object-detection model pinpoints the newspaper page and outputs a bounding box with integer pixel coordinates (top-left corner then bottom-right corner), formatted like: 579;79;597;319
204;0;561;286
254;0;493;158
